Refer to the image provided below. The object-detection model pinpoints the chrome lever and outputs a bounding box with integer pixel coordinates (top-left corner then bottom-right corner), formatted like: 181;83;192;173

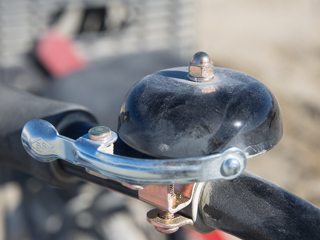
21;119;247;185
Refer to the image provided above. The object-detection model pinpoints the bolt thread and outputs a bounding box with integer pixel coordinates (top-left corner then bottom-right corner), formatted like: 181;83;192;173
169;184;175;199
158;184;176;220
159;210;174;220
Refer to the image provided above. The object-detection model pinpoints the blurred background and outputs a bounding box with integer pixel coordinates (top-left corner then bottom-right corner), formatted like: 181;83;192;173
195;0;320;207
0;0;319;239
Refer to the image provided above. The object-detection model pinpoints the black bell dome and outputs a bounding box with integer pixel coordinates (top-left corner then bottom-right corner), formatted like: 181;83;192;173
118;66;282;159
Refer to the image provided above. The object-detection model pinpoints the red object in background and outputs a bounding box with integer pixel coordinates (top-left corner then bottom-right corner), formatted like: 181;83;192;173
36;30;87;78
185;229;230;240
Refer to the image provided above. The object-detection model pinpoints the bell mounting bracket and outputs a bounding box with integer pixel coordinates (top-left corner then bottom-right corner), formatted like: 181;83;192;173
21;119;247;185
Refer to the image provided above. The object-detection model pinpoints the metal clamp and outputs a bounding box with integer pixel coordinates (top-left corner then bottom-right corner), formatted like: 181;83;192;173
21;119;247;185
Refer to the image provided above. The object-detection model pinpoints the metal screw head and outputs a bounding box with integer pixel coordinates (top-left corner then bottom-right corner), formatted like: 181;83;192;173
190;52;211;66
154;226;179;234
88;126;111;141
188;51;214;82
147;209;193;235
221;158;241;176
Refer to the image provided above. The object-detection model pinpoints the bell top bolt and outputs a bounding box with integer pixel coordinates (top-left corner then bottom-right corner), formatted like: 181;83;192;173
188;51;214;82
88;126;111;141
190;52;211;65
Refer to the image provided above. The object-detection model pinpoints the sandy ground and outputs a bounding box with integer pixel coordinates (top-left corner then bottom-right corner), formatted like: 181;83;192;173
196;0;320;206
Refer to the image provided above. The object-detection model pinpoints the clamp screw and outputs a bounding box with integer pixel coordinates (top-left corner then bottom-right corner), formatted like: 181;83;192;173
88;126;111;141
155;184;177;233
158;211;175;220
221;158;241;176
147;209;193;234
188;51;214;82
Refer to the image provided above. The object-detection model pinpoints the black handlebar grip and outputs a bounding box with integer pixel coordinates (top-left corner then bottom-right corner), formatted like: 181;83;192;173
0;83;97;186
199;171;320;240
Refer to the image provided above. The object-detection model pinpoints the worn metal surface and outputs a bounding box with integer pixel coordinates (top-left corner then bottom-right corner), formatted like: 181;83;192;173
118;66;283;159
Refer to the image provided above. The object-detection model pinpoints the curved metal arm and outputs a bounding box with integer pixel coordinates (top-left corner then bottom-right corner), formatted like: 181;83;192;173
21;119;247;185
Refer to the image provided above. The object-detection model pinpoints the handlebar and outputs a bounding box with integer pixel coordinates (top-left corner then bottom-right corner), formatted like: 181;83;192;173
194;171;320;240
0;83;97;186
1;83;320;239
57;122;320;240
59;155;320;240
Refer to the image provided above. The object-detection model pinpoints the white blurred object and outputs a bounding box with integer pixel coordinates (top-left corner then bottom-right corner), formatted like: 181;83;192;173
0;182;22;240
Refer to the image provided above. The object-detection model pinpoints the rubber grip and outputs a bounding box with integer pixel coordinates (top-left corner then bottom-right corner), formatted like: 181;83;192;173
199;171;320;240
0;83;97;186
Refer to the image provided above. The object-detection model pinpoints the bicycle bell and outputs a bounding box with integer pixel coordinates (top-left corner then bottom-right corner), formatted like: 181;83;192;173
21;51;282;234
118;51;282;159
